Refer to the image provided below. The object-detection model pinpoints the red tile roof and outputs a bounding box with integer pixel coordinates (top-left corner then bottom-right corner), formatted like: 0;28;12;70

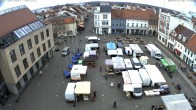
0;8;38;37
185;34;196;53
63;17;75;24
111;9;149;20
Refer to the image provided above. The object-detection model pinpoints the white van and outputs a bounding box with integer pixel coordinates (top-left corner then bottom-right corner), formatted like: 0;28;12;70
65;83;76;102
62;47;70;56
131;58;142;69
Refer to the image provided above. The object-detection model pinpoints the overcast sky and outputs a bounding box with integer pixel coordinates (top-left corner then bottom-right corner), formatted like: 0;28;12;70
0;0;195;13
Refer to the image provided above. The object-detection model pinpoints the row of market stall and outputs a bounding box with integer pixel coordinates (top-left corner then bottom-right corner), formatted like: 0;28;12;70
64;36;101;103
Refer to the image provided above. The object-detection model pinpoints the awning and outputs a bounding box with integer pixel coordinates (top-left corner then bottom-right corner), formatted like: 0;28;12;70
75;81;91;94
174;49;181;56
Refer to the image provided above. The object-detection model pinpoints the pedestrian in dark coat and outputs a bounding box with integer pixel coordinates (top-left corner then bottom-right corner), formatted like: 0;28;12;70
113;101;117;108
99;66;102;71
93;91;97;98
117;82;121;89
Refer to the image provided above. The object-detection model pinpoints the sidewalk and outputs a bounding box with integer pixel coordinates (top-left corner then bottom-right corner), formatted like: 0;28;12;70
155;41;196;94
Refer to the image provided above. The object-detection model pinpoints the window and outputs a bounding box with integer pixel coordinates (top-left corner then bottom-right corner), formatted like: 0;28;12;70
27;39;32;50
191;53;193;57
30;52;35;63
94;15;97;19
136;23;138;27
42;43;46;52
19;43;25;56
37;47;41;57
120;23;121;26
23;58;29;69
141;24;143;27
132;23;134;27
46;29;49;37
145;24;146;27
10;49;17;63
185;48;187;52
41;32;44;41
102;21;108;25
48;40;51;48
103;15;107;19
14;65;21;77
112;23;114;26
116;23;118;26
34;35;39;44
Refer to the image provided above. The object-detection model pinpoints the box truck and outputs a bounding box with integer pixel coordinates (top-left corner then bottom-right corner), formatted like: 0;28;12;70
145;44;162;59
160;58;176;73
65;83;76;102
129;44;143;57
128;70;143;98
138;69;151;86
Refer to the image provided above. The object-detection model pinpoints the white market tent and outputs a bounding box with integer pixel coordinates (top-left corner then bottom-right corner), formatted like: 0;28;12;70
124;59;133;69
113;62;126;70
75;81;91;94
144;65;166;86
116;48;123;56
83;50;97;58
161;94;192;110
105;59;113;65
85;43;99;51
88;36;98;40
71;65;88;75
107;50;118;56
112;56;124;63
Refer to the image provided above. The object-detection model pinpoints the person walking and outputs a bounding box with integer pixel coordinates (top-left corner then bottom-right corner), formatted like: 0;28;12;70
117;82;121;89
99;66;102;71
151;104;155;110
93;91;96;98
112;101;117;108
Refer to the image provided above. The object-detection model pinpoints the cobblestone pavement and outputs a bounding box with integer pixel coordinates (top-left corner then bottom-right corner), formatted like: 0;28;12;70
4;14;196;110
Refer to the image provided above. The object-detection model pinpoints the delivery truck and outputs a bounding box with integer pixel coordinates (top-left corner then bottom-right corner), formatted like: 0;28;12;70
160;58;176;73
129;44;143;57
128;70;143;98
138;69;151;86
145;44;162;59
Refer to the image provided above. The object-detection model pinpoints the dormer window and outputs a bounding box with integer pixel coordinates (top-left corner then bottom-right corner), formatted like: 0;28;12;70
178;34;182;40
182;37;187;42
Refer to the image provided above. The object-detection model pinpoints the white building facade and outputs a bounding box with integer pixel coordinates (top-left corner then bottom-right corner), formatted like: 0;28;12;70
158;11;194;46
94;5;111;34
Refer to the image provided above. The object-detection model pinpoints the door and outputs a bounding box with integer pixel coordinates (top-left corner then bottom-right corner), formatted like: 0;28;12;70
127;29;129;34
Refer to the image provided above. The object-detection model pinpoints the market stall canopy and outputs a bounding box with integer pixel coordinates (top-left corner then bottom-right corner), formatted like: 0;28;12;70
75;81;91;94
88;36;98;40
71;65;88;75
105;59;113;65
83;50;97;58
112;56;124;63
113;62;126;70
107;50;118;56
85;43;99;51
116;48;123;55
123;84;133;92
106;42;116;50
161;94;192;110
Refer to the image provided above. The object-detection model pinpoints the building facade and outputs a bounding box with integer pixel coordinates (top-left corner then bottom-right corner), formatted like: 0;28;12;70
0;5;54;95
111;9;126;34
94;5;111;34
167;24;196;71
158;10;194;46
